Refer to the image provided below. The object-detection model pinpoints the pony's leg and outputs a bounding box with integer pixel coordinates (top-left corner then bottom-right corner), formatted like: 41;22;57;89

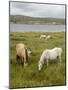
46;59;48;67
57;56;59;63
59;55;61;63
23;57;28;67
16;55;19;64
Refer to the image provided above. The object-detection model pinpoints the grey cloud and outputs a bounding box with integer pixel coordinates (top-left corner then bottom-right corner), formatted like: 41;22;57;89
10;2;65;18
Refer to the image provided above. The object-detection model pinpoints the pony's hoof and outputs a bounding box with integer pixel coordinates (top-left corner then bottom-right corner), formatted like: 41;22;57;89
24;63;28;67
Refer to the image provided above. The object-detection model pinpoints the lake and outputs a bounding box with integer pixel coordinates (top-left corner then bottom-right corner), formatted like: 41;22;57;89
10;24;65;32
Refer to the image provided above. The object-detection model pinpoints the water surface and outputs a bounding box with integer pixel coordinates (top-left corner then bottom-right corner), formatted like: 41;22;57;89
10;24;65;32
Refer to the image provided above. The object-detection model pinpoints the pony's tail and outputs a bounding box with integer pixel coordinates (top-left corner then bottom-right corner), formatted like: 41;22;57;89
25;48;28;63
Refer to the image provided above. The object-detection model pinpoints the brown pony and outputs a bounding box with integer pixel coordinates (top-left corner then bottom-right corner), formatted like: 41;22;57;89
16;43;28;66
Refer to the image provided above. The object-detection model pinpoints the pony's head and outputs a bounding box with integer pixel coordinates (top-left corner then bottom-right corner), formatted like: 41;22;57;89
28;50;31;57
38;61;42;71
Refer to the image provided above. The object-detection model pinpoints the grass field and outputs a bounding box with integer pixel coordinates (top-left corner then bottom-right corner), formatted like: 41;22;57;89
9;32;66;88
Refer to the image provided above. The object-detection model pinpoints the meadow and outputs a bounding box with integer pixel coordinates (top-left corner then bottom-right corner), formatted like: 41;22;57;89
9;32;66;88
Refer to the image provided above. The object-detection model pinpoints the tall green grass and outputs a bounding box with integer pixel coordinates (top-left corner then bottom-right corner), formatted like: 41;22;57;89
9;32;66;88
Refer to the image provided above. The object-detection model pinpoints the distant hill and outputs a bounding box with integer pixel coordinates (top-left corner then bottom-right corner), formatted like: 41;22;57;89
10;15;65;25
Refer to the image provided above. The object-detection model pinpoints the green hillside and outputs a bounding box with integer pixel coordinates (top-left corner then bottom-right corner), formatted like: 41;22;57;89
10;15;65;25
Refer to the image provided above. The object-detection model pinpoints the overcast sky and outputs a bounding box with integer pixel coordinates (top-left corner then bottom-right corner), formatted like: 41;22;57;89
10;2;65;18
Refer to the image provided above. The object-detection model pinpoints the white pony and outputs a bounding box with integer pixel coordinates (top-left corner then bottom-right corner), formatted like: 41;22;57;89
38;47;62;70
40;35;46;39
16;43;29;66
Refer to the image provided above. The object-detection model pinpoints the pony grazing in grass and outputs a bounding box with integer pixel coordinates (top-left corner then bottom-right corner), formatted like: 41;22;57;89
40;35;46;39
16;43;28;66
38;47;62;71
